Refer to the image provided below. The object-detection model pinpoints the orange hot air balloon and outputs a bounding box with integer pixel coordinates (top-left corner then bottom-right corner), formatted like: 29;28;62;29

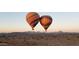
40;15;52;31
26;12;40;30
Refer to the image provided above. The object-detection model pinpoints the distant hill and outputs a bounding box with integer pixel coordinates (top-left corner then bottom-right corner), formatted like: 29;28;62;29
0;32;79;46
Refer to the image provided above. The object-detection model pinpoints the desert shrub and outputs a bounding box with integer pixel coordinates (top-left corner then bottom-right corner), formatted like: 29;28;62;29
0;34;5;38
77;36;79;38
67;38;70;40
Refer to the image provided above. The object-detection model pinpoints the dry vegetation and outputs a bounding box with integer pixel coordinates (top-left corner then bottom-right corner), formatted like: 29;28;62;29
0;32;79;46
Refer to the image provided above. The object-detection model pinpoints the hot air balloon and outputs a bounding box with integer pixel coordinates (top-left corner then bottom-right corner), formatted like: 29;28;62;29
40;15;52;31
26;12;40;30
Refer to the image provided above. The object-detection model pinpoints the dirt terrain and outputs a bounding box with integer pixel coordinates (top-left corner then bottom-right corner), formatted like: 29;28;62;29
0;32;79;46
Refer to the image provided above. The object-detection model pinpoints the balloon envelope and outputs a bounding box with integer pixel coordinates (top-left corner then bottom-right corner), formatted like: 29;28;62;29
26;12;40;30
40;15;52;31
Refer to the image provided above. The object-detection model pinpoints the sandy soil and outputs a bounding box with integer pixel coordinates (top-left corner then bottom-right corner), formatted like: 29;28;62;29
0;32;79;46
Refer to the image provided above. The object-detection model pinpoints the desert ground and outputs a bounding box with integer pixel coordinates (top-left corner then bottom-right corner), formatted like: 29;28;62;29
0;32;79;46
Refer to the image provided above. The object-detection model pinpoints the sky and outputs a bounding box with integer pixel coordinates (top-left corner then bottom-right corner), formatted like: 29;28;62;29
0;12;79;33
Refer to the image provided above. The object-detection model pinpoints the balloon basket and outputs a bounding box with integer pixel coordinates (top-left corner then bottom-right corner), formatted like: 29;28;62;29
32;28;34;30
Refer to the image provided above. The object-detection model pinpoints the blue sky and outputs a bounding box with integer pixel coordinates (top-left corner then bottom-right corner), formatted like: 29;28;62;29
0;12;79;33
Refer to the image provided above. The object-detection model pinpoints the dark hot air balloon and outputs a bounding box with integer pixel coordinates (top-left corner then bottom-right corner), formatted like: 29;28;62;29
26;12;40;30
40;15;52;31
